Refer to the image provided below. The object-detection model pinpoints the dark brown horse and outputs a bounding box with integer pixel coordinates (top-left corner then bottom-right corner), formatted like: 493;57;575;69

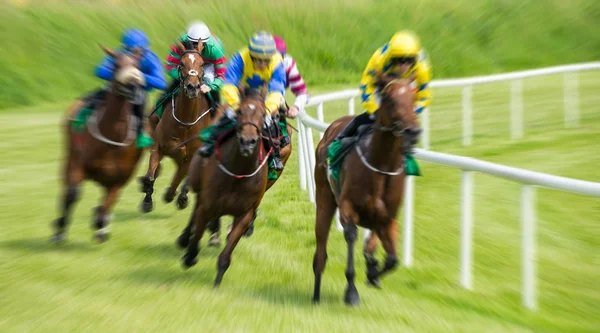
52;46;147;243
204;108;294;246
311;75;422;305
139;41;215;212
178;86;272;287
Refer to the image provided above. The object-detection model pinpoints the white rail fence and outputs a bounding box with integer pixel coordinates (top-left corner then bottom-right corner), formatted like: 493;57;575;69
293;62;600;311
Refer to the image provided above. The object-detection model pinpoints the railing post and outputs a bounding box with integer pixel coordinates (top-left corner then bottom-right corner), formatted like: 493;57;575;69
297;118;306;191
402;176;415;267
421;107;430;150
348;97;355;115
462;85;473;146
460;171;474;290
317;103;324;140
564;72;579;128
306;127;317;198
510;79;524;140
302;125;315;203
521;185;537;310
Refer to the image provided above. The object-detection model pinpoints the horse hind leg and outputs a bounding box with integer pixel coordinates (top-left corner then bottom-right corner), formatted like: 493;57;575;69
176;177;189;210
312;171;337;304
243;209;257;238
164;161;189;204
139;148;162;213
371;220;400;282
93;185;123;243
207;218;222;247
364;232;382;288
51;157;84;243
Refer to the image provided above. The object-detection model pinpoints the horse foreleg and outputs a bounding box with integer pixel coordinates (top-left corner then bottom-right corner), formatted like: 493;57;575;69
214;210;254;288
51;157;84;243
182;203;208;269
176;193;199;249
364;232;382;288
139;147;162;213
164;160;189;204
372;219;400;282
312;186;337;304
93;185;123;243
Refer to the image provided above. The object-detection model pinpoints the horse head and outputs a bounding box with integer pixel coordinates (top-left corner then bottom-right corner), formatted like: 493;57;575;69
99;44;144;102
374;72;422;149
176;40;205;98
235;86;268;157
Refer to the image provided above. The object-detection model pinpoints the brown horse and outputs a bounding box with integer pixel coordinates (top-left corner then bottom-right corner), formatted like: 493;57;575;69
311;75;422;306
179;86;272;287
204;108;294;245
52;46;147;243
139;41;215;213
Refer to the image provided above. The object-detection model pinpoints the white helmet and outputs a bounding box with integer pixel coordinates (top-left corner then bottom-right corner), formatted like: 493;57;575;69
187;21;211;43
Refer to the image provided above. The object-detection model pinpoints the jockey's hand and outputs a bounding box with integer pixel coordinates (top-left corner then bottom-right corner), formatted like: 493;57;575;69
200;84;211;94
269;108;280;123
287;105;299;119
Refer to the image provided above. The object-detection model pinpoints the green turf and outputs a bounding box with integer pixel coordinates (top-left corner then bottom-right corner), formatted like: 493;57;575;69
1;0;600;109
1;71;599;332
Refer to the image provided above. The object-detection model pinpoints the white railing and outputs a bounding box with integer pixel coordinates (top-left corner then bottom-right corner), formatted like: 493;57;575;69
293;62;600;311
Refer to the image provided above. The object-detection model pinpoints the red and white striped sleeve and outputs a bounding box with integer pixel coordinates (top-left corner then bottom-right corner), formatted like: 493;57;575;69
284;55;309;109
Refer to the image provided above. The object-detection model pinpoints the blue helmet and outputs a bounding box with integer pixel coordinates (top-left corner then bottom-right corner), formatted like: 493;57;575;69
121;28;149;49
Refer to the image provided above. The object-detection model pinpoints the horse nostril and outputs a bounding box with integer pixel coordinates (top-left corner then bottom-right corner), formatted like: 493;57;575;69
250;138;258;145
406;127;422;136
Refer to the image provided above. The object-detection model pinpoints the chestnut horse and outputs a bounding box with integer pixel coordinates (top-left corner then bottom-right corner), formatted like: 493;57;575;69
179;86;273;287
139;41;215;212
311;75;422;305
52;46;147;243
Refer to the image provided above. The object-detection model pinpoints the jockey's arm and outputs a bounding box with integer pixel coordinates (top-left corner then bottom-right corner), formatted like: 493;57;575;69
265;62;286;115
359;50;382;114
414;50;432;114
95;55;116;81
142;52;168;91
203;40;227;91
285;56;309;110
165;35;186;80
222;53;244;109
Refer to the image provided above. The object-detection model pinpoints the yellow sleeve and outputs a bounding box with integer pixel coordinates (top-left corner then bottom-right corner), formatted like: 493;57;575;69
414;48;432;112
222;84;241;109
265;91;284;115
360;49;382;114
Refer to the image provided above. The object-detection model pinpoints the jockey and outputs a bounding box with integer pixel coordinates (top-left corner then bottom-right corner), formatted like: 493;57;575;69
335;30;432;142
197;31;286;170
158;21;227;112
76;28;167;148
273;35;309;145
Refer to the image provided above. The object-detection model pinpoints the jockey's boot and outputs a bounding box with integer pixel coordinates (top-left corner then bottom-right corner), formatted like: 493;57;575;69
72;88;107;132
153;79;180;118
335;111;375;141
278;107;291;148
132;98;154;148
197;107;237;157
207;89;221;113
264;115;284;171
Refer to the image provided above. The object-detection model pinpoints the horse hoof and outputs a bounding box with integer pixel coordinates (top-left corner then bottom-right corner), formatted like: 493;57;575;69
140;200;153;213
176;194;188;210
344;288;360;306
94;232;110;243
312;297;321;304
366;277;382;289
181;254;198;269
176;233;190;249
49;232;66;244
208;233;221;247
163;189;176;203
243;224;254;238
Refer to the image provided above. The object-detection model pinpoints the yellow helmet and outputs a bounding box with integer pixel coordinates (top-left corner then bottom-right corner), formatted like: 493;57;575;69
387;30;421;59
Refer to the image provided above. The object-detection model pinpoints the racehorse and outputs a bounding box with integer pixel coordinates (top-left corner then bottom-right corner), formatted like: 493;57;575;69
203;107;293;245
51;45;147;243
139;40;215;212
179;86;273;287
311;74;422;306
